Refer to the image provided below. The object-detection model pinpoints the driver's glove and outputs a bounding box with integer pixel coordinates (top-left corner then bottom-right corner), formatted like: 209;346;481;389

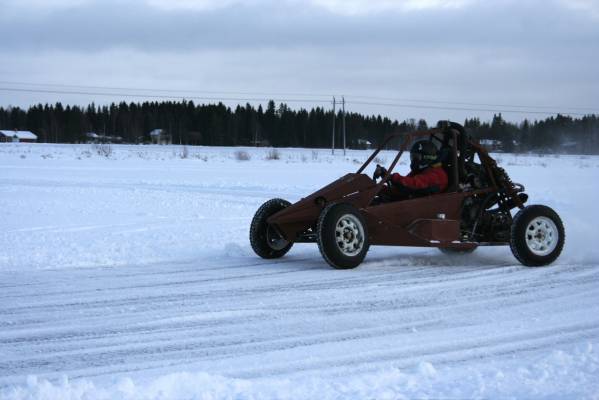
373;164;388;181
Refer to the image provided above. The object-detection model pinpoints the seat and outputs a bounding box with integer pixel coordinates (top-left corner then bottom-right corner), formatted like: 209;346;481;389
438;145;457;192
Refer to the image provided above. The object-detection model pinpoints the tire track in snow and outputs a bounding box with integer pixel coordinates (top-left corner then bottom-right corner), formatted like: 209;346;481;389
1;254;598;387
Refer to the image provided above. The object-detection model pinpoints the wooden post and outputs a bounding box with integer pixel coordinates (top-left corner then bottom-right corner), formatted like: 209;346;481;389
331;97;336;155
342;96;346;156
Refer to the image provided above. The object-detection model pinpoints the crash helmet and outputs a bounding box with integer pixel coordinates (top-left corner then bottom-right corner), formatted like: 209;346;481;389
410;140;438;172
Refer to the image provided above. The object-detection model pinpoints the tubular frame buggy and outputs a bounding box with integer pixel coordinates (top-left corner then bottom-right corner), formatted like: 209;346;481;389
250;122;565;269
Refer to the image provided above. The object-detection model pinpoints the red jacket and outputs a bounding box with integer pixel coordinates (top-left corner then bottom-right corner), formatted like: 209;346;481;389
391;164;448;192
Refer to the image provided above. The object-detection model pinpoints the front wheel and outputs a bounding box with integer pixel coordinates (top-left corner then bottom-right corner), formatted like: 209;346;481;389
317;203;369;269
250;198;293;259
510;205;565;266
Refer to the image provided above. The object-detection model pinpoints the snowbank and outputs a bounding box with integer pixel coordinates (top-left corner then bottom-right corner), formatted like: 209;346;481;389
3;342;597;400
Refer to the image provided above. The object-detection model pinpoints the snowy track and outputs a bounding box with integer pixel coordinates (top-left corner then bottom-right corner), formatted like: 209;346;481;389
1;144;598;398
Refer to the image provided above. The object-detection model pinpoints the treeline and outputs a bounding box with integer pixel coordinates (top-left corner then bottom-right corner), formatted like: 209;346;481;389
0;100;397;148
465;113;599;154
1;100;598;153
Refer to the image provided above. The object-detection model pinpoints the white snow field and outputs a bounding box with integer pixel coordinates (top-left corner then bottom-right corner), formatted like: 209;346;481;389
1;143;598;399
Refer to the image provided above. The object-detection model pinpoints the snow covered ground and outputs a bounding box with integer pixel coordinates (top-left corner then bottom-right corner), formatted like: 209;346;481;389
1;143;598;399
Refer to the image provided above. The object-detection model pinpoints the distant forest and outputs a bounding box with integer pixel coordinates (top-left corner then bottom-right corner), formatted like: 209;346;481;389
1;100;598;153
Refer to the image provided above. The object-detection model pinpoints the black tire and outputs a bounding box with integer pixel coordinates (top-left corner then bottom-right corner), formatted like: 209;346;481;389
250;198;293;259
510;205;565;267
317;203;369;269
438;246;477;255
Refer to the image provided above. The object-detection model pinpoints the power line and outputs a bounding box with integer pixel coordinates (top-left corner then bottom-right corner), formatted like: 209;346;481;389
345;94;599;112
0;87;331;105
1;80;597;113
0;81;333;101
0;85;596;117
347;100;596;117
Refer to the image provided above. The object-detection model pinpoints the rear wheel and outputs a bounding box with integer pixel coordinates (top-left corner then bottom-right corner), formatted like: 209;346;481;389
250;198;293;259
317;203;369;269
510;205;564;266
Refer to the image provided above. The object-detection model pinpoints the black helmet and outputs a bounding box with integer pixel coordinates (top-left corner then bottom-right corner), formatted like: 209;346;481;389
410;140;438;172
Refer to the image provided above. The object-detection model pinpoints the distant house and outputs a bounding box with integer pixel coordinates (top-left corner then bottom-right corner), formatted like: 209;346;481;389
149;129;172;145
85;132;123;144
356;138;372;150
85;132;101;143
0;130;37;143
479;139;502;151
250;138;270;147
560;140;580;153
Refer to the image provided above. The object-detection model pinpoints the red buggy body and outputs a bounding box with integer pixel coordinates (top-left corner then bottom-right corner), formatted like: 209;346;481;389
250;122;564;269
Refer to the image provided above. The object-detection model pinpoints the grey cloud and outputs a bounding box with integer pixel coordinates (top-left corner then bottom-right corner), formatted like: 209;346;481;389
0;0;597;53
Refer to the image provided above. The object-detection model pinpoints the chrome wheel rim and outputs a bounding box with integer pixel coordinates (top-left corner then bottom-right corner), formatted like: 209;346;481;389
525;216;558;256
335;214;365;256
267;225;289;250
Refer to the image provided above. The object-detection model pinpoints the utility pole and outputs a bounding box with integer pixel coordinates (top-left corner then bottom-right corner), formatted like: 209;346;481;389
342;96;346;156
331;97;336;155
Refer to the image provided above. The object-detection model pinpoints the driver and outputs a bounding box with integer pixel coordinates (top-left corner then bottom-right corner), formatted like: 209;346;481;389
376;140;448;199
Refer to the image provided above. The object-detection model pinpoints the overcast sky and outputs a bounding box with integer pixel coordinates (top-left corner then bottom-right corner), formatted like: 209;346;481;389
1;0;598;123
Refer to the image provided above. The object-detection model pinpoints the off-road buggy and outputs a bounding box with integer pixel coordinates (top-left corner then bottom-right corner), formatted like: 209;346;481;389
250;121;565;269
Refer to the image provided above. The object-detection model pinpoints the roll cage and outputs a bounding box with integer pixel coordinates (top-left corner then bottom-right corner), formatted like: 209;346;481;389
356;122;525;209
